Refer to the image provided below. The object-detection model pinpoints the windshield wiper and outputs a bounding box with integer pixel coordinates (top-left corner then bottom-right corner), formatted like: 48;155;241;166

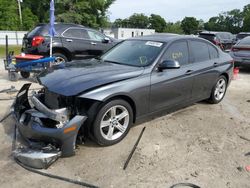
103;60;123;65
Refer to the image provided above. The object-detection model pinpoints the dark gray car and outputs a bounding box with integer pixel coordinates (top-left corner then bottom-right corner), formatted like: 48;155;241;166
13;34;233;159
230;36;250;68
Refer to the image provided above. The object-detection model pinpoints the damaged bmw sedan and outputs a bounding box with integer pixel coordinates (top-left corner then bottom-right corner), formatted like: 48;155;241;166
12;34;233;162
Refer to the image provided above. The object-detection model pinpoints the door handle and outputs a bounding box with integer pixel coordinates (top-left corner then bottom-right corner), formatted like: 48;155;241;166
185;70;193;75
91;42;97;45
214;62;219;67
66;39;73;42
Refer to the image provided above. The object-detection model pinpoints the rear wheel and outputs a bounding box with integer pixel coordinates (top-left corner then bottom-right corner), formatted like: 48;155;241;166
53;53;68;65
92;99;133;146
208;75;227;104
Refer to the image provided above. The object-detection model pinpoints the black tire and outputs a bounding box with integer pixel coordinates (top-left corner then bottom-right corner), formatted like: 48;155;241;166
208;75;228;104
8;71;19;81
92;99;133;146
20;71;30;79
53;52;68;65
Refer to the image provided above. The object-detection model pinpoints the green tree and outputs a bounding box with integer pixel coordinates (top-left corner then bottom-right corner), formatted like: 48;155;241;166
243;4;250;31
0;0;20;30
181;17;199;34
243;14;250;31
204;16;223;31
22;1;49;23
22;8;39;30
165;22;184;34
149;14;167;32
22;0;115;29
113;18;124;27
127;13;149;28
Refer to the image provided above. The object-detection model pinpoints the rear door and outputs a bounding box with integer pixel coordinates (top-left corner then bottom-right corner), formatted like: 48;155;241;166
61;27;93;59
188;39;220;100
150;40;194;112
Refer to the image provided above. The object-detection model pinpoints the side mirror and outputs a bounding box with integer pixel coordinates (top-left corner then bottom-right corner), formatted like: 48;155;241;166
158;60;180;71
102;37;110;43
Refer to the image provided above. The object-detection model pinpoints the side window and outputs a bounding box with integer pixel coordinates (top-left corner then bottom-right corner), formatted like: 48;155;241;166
87;30;104;42
163;41;189;66
189;40;210;63
208;44;219;59
63;28;89;39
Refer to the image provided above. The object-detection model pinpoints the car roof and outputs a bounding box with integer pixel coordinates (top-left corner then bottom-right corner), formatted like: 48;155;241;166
199;31;232;35
37;22;85;28
129;33;201;43
237;32;250;35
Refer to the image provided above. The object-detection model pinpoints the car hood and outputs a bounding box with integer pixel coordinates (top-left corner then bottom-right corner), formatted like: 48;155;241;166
38;59;144;96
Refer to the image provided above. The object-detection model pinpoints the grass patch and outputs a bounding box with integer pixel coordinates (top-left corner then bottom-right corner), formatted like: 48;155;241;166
0;45;22;58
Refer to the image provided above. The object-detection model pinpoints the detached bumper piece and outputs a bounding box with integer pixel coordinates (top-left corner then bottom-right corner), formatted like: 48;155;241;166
14;147;61;169
12;83;87;169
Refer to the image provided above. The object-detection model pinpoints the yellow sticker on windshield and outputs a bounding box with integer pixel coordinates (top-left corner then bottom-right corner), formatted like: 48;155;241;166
145;41;163;47
139;56;148;64
172;52;183;59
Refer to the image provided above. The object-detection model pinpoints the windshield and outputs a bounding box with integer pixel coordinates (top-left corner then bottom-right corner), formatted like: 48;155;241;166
101;40;165;67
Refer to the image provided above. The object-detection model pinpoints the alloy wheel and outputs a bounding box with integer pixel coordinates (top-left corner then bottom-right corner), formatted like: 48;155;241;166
214;78;226;101
100;105;130;141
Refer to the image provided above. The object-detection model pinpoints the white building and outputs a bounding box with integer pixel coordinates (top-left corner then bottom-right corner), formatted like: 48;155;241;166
111;28;155;40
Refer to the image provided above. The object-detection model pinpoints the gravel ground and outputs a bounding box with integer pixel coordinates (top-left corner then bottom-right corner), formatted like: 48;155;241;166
0;60;250;188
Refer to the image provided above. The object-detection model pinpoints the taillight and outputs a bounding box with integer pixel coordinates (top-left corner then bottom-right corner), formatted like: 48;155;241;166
32;36;44;47
213;40;220;45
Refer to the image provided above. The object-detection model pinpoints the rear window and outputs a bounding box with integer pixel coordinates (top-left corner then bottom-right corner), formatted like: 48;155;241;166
236;34;250;40
27;26;44;38
239;37;250;45
199;34;215;41
217;33;234;40
27;25;62;37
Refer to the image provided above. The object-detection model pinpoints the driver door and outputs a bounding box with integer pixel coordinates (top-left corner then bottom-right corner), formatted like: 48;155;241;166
150;40;194;112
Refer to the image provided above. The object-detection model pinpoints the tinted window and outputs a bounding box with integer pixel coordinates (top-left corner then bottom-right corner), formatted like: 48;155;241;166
87;30;104;42
63;28;89;39
199;34;215;41
190;40;210;63
208;44;219;59
163;41;189;65
27;26;43;37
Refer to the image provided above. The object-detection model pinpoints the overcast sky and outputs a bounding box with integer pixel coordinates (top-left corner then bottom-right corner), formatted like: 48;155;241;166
108;0;250;22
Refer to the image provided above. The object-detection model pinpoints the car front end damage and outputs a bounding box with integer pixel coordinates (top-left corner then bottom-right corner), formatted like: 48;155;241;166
12;83;87;169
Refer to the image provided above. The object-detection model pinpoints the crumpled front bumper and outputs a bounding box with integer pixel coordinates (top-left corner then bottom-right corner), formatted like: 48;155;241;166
12;84;87;162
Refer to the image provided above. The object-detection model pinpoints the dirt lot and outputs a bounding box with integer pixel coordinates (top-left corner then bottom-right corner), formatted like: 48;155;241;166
0;60;250;188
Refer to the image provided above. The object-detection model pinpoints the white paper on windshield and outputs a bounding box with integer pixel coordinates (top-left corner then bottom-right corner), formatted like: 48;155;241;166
145;41;163;47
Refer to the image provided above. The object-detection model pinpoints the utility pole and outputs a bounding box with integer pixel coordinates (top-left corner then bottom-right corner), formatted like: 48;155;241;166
17;0;23;27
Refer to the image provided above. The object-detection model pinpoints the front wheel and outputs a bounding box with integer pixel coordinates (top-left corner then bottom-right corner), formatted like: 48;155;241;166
208;75;228;104
92;99;133;146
